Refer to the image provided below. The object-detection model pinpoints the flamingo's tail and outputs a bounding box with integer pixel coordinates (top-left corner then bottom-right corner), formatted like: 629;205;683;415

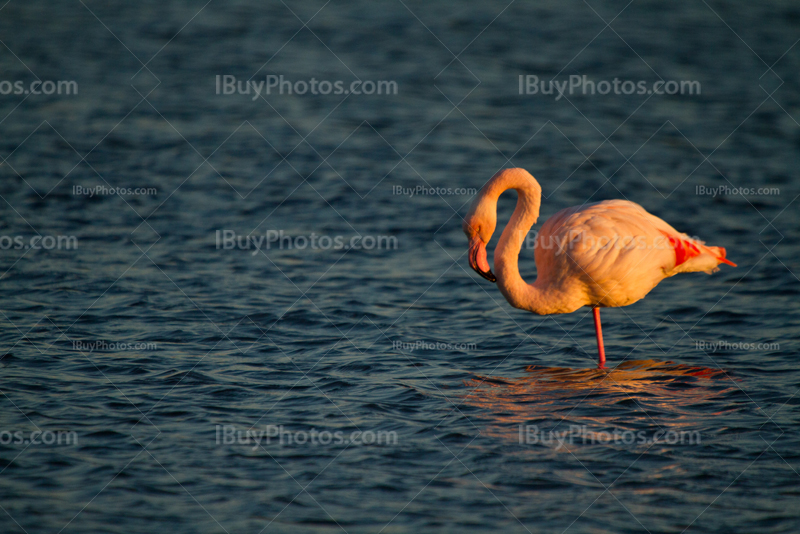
662;232;737;274
706;245;737;267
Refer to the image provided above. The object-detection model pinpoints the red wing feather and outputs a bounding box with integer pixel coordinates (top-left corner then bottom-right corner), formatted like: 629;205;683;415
662;232;736;268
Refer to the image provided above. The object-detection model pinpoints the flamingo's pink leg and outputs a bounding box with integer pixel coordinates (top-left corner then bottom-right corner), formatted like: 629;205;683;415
593;307;606;369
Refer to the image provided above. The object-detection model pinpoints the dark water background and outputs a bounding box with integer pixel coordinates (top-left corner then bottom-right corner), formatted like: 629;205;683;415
1;1;799;532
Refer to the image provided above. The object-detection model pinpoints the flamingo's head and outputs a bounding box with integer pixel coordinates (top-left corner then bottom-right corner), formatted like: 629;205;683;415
463;199;497;283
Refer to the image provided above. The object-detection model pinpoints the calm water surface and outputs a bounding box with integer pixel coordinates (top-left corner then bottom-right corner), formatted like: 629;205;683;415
1;1;799;532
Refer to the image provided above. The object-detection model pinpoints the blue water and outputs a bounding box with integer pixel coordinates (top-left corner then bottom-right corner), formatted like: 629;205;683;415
1;1;799;532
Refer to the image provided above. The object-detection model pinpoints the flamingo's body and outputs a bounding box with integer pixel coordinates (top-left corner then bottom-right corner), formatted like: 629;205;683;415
463;168;735;368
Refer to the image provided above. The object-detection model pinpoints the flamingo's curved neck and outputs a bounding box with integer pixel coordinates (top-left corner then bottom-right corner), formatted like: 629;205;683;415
485;171;563;314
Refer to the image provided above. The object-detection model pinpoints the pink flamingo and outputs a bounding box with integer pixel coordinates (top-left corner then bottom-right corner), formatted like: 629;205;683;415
463;168;736;368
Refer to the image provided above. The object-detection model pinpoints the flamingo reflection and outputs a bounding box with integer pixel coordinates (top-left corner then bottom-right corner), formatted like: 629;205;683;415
462;360;737;445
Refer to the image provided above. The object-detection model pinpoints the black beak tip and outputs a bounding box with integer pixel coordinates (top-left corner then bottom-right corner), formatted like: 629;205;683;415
469;243;496;283
479;270;496;283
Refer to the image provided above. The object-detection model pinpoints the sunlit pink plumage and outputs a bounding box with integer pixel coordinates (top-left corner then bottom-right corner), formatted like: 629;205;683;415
463;168;736;368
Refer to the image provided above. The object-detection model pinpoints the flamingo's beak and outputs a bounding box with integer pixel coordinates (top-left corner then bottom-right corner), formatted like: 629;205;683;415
468;237;496;283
